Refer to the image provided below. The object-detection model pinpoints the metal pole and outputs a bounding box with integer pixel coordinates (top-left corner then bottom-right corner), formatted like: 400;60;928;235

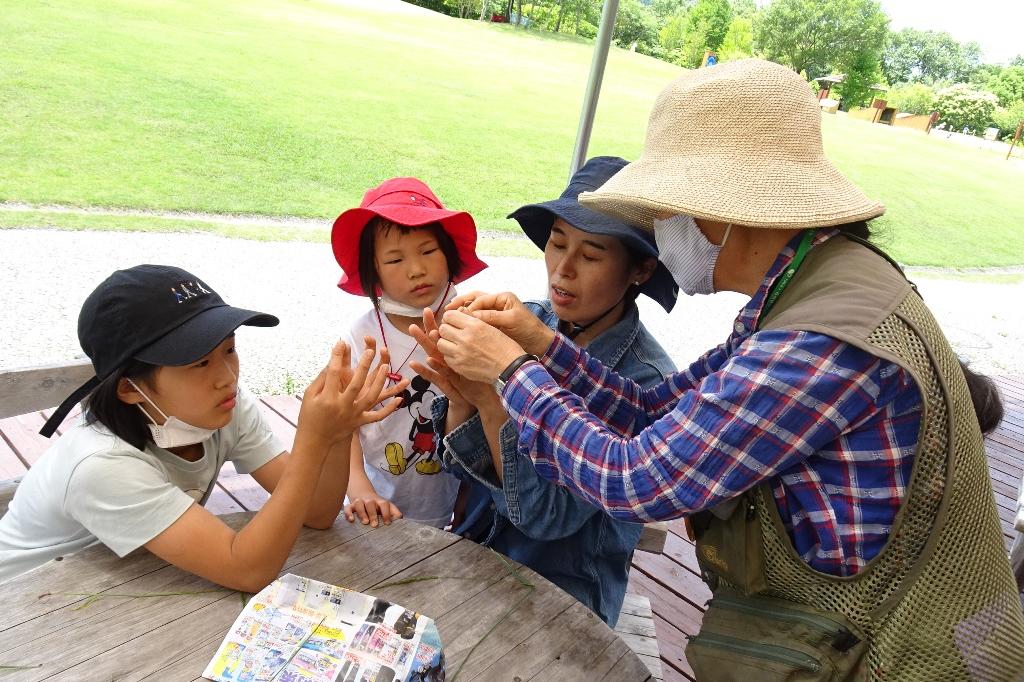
568;0;620;181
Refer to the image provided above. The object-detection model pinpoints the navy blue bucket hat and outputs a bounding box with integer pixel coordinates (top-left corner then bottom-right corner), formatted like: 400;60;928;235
509;156;678;312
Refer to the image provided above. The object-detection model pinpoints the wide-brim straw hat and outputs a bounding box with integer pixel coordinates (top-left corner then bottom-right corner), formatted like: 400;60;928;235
578;59;885;230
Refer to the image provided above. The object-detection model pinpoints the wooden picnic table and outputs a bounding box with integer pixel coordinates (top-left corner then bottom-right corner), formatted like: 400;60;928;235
0;512;653;681
2;375;1023;681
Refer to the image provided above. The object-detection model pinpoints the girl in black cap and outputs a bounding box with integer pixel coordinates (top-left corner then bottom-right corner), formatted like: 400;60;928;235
0;265;405;591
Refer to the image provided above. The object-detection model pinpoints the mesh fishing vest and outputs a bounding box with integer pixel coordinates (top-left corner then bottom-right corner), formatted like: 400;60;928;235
726;235;1024;680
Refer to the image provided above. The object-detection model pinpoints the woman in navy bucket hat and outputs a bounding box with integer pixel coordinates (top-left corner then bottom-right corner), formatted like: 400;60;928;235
414;157;677;625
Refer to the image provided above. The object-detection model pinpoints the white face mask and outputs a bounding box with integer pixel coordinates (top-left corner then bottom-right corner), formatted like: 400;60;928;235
653;214;732;296
127;379;218;449
378;282;457;317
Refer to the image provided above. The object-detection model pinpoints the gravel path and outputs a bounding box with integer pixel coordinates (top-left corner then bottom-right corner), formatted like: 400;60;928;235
3;230;1021;397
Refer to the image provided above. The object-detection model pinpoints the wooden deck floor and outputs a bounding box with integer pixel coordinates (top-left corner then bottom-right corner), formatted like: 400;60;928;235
2;377;1022;682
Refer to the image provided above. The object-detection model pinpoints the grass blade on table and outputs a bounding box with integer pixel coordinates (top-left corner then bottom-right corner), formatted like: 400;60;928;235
38;589;230;610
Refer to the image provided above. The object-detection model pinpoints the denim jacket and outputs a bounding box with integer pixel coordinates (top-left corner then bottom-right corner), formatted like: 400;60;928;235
431;300;676;626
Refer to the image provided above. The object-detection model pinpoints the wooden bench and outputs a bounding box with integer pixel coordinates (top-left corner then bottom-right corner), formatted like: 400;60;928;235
615;593;663;681
0;359;94;421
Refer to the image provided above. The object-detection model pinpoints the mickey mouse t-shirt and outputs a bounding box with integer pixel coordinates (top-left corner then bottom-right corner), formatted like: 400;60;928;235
345;309;460;528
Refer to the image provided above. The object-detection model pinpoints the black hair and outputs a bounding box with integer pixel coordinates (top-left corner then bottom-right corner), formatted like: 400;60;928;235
622;243;655;305
960;361;1005;435
834;220;872;240
84;359;159;450
357;217;463;310
834;219;1004;434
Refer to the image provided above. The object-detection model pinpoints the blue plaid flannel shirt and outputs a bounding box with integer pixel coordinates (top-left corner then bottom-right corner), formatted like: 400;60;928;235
499;230;922;576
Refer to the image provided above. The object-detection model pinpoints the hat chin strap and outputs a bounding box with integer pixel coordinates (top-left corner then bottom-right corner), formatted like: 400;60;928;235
560;296;625;341
39;376;100;438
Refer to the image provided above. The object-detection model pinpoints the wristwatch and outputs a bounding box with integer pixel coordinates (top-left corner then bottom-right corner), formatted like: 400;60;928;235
493;353;539;393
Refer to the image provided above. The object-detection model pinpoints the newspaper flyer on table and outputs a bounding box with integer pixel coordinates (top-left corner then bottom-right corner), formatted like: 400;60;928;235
203;573;445;682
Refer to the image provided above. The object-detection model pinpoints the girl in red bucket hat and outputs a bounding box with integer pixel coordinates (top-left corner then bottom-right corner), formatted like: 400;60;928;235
331;178;487;529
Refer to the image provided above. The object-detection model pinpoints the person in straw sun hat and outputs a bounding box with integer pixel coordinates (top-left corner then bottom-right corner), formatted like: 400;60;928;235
578;58;885;231
422;58;1022;679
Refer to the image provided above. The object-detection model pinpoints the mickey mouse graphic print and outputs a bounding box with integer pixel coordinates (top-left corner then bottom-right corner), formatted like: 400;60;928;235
346;310;460;528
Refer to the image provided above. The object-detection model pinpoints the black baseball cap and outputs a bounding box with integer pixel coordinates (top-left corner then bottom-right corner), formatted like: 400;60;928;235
40;265;278;437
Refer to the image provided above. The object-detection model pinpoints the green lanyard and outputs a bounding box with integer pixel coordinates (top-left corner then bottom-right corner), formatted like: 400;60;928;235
759;229;815;323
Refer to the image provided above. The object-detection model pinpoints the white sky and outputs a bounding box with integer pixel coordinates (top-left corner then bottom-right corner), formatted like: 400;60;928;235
878;0;1023;64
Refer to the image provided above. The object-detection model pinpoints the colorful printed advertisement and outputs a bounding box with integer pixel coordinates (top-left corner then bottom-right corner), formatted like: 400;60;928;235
203;574;444;682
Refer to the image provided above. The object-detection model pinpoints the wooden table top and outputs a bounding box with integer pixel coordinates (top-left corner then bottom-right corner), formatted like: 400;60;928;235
0;513;652;681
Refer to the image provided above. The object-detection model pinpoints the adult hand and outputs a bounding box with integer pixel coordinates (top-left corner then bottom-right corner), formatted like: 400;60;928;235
446;291;555;356
298;341;408;445
411;308;499;404
435;309;526;383
344;495;403;527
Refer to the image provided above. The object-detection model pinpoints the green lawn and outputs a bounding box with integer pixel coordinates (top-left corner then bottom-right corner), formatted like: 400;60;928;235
1;0;1022;267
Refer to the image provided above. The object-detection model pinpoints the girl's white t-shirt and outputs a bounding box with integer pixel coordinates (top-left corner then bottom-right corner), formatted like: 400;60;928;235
0;388;283;583
345;309;459;528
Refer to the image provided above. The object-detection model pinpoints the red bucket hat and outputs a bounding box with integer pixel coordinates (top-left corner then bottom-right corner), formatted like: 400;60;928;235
331;178;488;296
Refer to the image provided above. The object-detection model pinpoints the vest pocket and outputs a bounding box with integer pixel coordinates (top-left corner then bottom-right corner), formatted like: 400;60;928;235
693;494;768;595
686;589;867;681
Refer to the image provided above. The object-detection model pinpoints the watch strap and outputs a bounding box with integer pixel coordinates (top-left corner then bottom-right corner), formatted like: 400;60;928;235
498;353;539;384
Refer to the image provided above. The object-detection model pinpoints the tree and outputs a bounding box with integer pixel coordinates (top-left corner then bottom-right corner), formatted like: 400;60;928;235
993;101;1024;138
887;82;937;115
689;0;733;52
730;0;757;18
651;0;691;21
663;0;732;67
881;28;981;85
613;0;659;54
970;63;1003;88
981;66;1024;108
520;0;599;35
755;0;888;81
834;50;885;109
659;13;689;54
718;15;754;61
935;84;997;134
958;42;982;82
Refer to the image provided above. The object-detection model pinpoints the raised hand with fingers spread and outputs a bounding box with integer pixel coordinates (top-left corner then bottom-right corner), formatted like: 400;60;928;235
296;340;407;446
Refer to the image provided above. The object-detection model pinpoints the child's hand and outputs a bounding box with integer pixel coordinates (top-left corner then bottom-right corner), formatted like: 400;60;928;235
412;307;499;406
409;308;445;367
344;495;403;527
409;356;467;406
409;357;474;429
412;357;499;411
298;341;408;446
